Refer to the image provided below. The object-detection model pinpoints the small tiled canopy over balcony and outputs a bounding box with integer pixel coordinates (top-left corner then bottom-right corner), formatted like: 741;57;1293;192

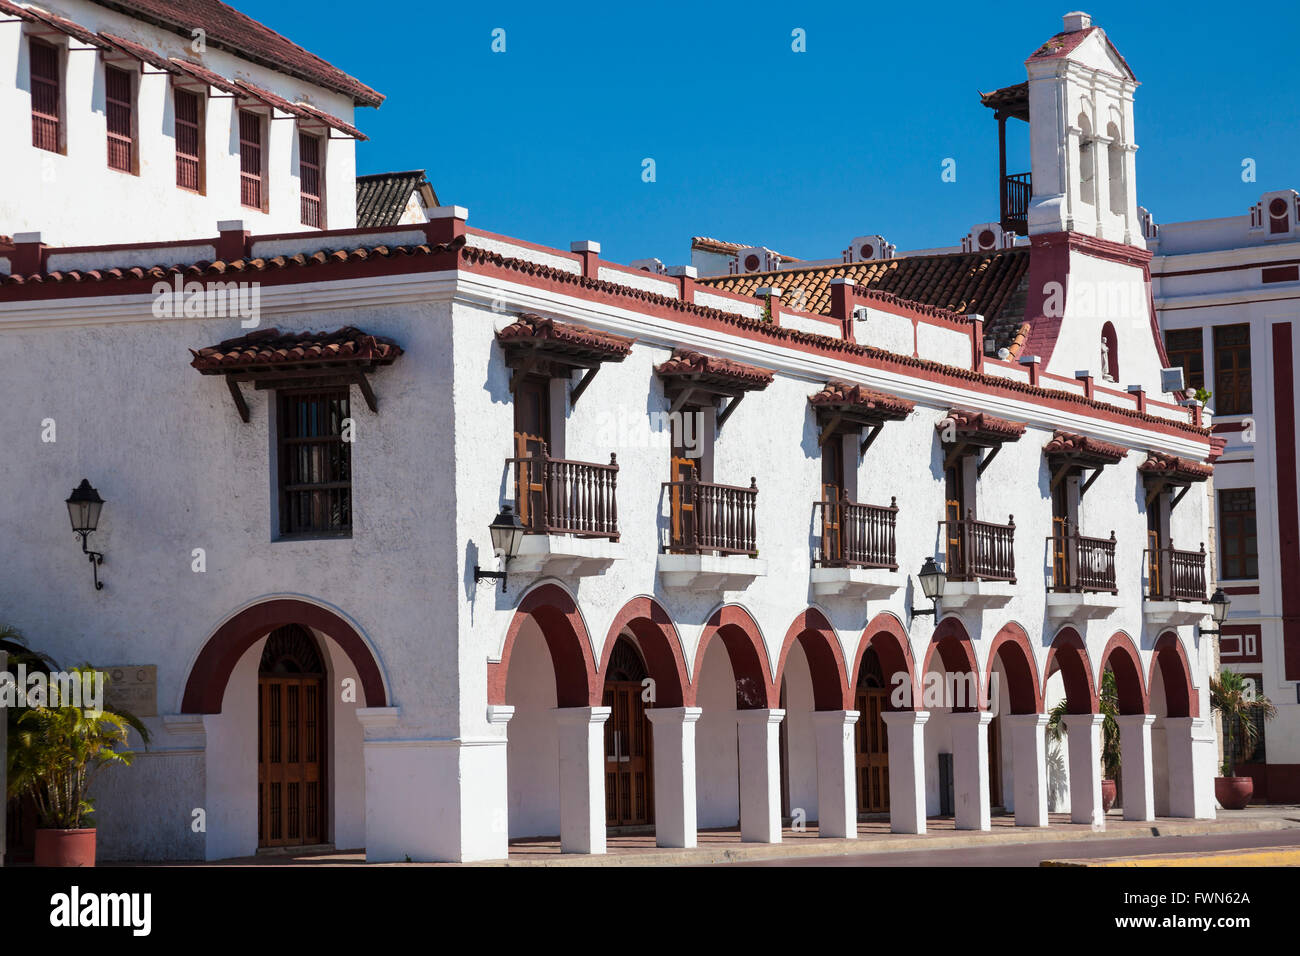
1140;451;1213;625
808;381;913;600
937;409;1026;608
979;81;1032;236
654;349;773;590
190;325;405;422
1042;430;1128;619
496;313;634;575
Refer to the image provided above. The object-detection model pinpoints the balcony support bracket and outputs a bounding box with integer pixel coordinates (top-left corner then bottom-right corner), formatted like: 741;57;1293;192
569;365;599;408
859;424;883;458
977;444;1002;476
716;393;744;430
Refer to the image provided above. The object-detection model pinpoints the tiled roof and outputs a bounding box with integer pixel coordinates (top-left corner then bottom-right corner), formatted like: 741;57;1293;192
23;3;109;48
496;312;635;361
979;82;1029;121
691;237;801;262
1139;451;1214;482
0;238;461;285
654;349;774;391
87;0;383;105
356;171;434;228
101;32;177;72
170;57;243;96
940;409;1027;442
809;381;914;421
1043;430;1128;465
1027;25;1135;79
191;326;402;373
696;248;1031;348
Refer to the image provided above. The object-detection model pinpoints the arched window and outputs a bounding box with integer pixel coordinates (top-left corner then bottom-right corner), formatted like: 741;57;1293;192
1078;112;1095;206
1107;121;1125;216
1101;322;1119;382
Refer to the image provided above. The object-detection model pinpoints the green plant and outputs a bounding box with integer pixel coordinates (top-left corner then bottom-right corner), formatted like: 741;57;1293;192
6;665;150;830
1210;669;1276;777
1043;669;1121;778
1194;387;1212;405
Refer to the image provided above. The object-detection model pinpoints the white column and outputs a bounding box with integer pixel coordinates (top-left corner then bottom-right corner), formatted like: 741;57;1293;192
736;709;784;843
882;710;929;834
950;711;992;831
555;706;610;854
1063;713;1105;827
1004;713;1049;827
1117;714;1157;821
811;710;860;839
1165;716;1217;819
645;707;702;848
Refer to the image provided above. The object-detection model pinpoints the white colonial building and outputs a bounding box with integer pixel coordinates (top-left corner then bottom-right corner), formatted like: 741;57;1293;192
1;6;1221;863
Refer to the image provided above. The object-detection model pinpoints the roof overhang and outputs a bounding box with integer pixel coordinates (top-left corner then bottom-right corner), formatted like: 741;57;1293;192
810;381;914;449
939;409;1027;472
1044;430;1129;493
496;313;635;403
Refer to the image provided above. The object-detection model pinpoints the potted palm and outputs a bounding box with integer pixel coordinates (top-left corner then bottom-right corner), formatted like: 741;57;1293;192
1209;669;1276;810
1045;669;1122;811
6;665;148;867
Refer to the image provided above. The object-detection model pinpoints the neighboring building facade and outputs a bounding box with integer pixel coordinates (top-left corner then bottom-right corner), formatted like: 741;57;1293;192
1150;191;1300;801
2;7;1221;864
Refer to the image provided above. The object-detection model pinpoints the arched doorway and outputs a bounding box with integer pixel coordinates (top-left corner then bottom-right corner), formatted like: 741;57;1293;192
603;637;653;828
257;625;327;848
985;623;1045;826
855;647;890;814
1099;632;1152;822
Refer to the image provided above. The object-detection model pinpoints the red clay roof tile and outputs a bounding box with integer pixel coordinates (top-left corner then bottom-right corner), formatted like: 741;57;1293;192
190;325;402;373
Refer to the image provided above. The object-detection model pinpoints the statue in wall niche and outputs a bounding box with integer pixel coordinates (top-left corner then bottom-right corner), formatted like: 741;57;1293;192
1099;335;1112;381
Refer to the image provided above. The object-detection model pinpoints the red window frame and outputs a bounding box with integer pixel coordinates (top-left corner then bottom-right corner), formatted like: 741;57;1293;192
174;88;203;192
239;109;264;210
105;64;134;173
298;131;323;228
30;37;62;153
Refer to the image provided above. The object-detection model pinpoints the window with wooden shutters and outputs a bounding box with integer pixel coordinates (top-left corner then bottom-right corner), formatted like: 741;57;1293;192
174;88;203;191
29;38;61;153
1164;328;1204;391
239;109;264;209
299;131;323;227
1219;489;1258;580
105;65;134;172
1214;323;1252;415
277;389;351;537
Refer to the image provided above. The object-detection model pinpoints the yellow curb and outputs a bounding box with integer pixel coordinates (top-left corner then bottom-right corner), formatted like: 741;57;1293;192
1042;846;1300;867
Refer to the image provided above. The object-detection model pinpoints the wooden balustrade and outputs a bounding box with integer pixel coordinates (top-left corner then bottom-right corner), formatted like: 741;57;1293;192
941;511;1016;583
508;446;620;539
663;477;758;556
814;497;898;569
1047;527;1117;593
1145;543;1207;601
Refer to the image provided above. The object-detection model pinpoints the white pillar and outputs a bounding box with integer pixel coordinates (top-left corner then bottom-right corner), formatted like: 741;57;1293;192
811;710;860;839
1063;713;1105;827
736;709;784;843
950;711;992;831
1117;714;1157;821
1165;716;1217;819
882;710;929;834
645;707;702;848
1004;713;1049;827
555;706;610;854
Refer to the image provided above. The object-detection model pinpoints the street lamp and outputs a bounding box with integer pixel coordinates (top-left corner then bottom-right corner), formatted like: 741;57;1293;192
1200;587;1231;636
474;505;525;592
912;556;946;618
65;479;105;590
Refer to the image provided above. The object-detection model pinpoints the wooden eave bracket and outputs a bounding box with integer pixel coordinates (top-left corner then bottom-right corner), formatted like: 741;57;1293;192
716;392;745;429
221;367;383;421
860;424;883;457
977;443;1002;476
568;365;600;407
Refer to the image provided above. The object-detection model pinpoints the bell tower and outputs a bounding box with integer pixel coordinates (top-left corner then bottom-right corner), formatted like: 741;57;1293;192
1024;12;1142;247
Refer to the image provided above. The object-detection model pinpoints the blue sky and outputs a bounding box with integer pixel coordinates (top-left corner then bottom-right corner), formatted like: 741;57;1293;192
242;0;1299;265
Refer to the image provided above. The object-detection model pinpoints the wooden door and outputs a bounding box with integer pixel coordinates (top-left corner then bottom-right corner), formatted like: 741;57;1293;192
1051;482;1069;591
1147;503;1163;597
821;437;845;563
944;463;967;578
258;626;326;848
669;456;697;551
854;688;890;813
513;377;550;527
603;682;653;827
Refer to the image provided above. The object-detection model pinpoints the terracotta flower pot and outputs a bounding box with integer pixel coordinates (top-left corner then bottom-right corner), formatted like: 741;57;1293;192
34;828;97;867
1215;776;1254;810
1100;777;1117;812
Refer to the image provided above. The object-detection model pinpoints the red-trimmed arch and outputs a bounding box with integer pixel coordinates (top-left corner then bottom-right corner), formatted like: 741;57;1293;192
1150;631;1198;718
774;608;851;711
182;598;387;713
598;597;689;709
1099;631;1148;715
985;621;1043;714
851;612;917;711
489;583;598;708
689;604;774;709
921;616;981;712
1043;626;1098;714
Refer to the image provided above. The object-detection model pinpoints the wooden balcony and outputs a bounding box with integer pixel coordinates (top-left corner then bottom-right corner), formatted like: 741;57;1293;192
507;446;619;576
1001;172;1031;235
939;512;1016;609
1045;527;1121;620
658;477;763;590
811;497;901;601
1144;543;1209;626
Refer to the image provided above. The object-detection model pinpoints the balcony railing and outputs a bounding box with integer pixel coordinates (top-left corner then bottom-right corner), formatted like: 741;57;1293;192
1145;543;1207;602
664;477;758;556
1001;171;1031;235
1047;527;1117;593
813;497;898;570
941;511;1016;583
509;446;619;539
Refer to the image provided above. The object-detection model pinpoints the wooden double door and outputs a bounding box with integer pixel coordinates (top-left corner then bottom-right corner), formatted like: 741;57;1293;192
854;686;890;813
603;638;653;827
257;625;327;848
